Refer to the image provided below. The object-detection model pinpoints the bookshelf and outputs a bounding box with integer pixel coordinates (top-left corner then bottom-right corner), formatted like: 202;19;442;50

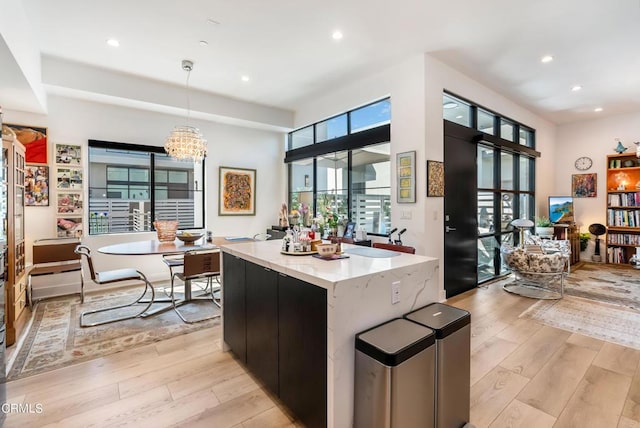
606;153;640;264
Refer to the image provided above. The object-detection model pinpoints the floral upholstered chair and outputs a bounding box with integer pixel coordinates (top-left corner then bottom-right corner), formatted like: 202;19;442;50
501;243;567;299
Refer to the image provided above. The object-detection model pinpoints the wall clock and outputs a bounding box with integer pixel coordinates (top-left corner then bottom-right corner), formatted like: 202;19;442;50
574;156;593;171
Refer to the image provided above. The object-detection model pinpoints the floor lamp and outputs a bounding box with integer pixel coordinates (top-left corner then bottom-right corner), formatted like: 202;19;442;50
511;219;534;248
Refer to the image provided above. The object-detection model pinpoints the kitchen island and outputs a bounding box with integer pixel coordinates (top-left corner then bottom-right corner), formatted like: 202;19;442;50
220;239;439;428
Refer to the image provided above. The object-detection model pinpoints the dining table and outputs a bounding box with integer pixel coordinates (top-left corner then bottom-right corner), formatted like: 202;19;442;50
98;236;254;318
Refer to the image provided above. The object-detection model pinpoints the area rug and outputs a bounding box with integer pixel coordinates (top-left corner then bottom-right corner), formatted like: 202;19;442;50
8;283;220;381
518;263;640;349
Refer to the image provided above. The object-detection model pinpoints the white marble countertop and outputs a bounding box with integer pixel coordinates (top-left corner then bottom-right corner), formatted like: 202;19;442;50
220;239;437;290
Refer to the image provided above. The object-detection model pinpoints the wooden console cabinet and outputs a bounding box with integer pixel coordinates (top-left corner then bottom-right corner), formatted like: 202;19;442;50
553;224;580;265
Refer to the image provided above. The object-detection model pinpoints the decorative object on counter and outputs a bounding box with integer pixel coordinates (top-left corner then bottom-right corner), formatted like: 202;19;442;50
325;210;339;236
635;141;640;158
5;123;48;163
397;150;416;203
218;166;256;215
154;220;178;242
614;138;628;154
164;60;207;162
343;222;356;238
278;203;289;228
572;173;597;198
316;243;338;258
206;230;213;243
289;209;300;225
426;160;444;197
176;231;204;245
312;253;350;261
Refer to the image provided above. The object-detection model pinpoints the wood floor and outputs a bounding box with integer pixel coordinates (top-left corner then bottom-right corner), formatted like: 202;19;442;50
5;278;640;427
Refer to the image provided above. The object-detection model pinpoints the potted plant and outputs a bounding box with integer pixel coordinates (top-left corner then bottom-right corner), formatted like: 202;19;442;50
579;232;590;252
535;217;554;237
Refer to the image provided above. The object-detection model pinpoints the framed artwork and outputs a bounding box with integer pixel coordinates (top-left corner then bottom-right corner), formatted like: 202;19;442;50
57;192;83;215
55;143;82;166
427;160;445;197
219;166;256;215
344;222;356;238
57;217;83;238
572;173;597;198
397;151;416;203
56;167;83;190
4;123;48;164
25;164;49;206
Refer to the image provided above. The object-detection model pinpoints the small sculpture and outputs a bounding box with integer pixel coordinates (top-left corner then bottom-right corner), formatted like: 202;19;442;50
634;141;640;158
614;138;628;154
279;203;289;228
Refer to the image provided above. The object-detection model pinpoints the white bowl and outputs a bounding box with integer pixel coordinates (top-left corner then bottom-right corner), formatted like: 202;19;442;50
316;243;337;258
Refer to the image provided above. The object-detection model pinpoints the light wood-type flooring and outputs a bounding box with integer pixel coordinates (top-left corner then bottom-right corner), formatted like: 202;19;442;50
6;278;640;427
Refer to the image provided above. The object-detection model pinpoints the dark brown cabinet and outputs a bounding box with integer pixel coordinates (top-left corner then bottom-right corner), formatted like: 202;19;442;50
222;254;327;428
245;262;279;394
278;273;327;428
222;254;246;363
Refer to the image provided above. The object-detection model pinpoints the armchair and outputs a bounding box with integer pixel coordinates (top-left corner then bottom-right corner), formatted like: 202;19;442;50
501;244;567;299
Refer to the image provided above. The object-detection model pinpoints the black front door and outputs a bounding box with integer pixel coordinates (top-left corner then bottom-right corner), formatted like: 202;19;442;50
443;122;480;298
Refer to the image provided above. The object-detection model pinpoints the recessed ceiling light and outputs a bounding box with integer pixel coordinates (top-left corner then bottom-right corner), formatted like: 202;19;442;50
199;40;209;47
571;85;582;92
241;75;250;82
541;55;553;63
332;30;343;40
594;107;603;112
106;39;120;47
443;102;458;109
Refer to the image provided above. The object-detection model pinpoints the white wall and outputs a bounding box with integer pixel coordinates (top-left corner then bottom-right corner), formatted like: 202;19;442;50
294;53;557;299
6;95;286;297
556;111;640;257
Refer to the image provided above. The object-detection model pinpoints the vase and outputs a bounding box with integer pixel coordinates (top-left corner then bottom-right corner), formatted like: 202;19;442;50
330;227;338;237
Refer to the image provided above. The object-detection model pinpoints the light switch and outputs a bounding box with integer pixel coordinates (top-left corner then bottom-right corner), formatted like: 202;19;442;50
391;281;400;304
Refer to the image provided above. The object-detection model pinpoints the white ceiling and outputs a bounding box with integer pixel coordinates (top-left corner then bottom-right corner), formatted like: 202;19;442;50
3;0;640;126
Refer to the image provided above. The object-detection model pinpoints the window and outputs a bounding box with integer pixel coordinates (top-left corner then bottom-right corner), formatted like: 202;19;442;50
88;141;205;235
444;91;537;283
286;99;391;235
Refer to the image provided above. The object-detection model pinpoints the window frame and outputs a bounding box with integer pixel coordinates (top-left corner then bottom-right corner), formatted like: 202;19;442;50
88;139;205;235
286;98;391;236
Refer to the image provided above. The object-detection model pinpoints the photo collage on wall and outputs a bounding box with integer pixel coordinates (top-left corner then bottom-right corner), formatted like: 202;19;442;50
55;143;83;238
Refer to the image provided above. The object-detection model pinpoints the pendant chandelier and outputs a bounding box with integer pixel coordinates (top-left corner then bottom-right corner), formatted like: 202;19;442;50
164;59;207;162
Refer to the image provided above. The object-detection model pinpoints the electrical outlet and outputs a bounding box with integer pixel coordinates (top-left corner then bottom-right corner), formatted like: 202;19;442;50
401;210;412;219
391;281;400;304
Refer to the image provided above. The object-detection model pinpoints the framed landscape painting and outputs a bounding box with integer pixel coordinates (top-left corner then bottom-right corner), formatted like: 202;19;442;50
219;166;256;215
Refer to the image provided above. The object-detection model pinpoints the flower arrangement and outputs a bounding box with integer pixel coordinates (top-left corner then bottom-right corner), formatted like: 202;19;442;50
325;210;339;228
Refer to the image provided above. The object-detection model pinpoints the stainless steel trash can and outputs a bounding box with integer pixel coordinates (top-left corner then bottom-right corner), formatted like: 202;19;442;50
405;303;471;428
354;318;436;428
